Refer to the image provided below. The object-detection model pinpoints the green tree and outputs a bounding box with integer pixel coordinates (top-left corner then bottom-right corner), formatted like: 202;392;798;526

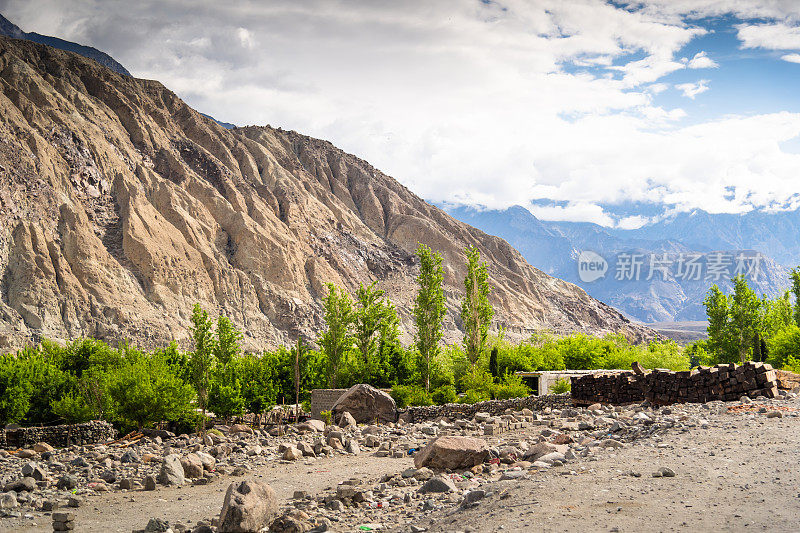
318;284;355;388
214;315;242;370
704;284;732;362
413;243;446;391
791;267;800;327
489;346;499;381
190;304;217;420
461;245;493;365
729;275;761;363
354;282;396;383
107;354;195;430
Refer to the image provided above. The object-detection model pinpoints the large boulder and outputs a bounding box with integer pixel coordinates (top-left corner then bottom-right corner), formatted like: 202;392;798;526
414;436;489;470
157;454;185;486
218;479;279;533
180;453;204;478
331;384;396;424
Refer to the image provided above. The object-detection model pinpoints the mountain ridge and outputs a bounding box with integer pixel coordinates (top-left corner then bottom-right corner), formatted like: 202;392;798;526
0;35;652;351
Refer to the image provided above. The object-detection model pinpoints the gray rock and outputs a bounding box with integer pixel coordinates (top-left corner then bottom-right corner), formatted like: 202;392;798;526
158;454;185;486
120;451;141;463
56;475;78;490
144;475;157;491
4;477;36;492
145;517;170;532
218;479;279;533
331;384;397;424
21;461;46;481
418;476;456;494
0;492;18;509
337;411;357;428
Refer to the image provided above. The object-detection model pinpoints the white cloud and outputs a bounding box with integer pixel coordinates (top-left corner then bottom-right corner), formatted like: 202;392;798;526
236;27;254;49
781;52;800;63
737;22;800;50
3;0;800;227
675;79;710;99
686;51;718;68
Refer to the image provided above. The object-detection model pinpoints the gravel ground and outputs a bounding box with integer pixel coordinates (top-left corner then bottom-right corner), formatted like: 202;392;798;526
3;397;799;533
412;404;800;533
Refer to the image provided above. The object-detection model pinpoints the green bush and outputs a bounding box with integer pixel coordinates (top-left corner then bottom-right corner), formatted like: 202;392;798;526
491;373;530;399
391;384;433;407
459;365;493;397
767;325;800;369
431;385;458;405
459;389;491;404
549;377;571;394
106;353;195;430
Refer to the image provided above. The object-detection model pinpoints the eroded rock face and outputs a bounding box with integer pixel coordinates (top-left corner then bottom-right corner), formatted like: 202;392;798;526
0;36;653;352
218;479;278;533
332;384;397;424
413;436;489;470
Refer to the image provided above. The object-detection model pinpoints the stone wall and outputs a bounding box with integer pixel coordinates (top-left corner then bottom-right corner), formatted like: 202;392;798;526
1;420;116;449
403;394;572;423
572;362;779;406
775;370;800;390
311;389;349;420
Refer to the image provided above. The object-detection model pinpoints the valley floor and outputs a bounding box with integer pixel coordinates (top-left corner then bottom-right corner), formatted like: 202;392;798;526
3;400;799;533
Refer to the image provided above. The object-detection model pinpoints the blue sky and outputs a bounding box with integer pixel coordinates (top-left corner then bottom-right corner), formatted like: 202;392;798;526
3;0;800;228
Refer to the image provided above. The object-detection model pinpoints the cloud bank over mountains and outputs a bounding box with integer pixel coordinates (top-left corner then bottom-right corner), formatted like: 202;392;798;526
2;0;800;227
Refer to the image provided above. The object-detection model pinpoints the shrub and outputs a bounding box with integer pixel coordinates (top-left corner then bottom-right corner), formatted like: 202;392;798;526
208;378;245;419
320;410;333;425
391;384;433;407
431;385;458;405
549;377;571;394
491;373;530;400
107;354;195;429
459;389;491;404
767;325;800;369
459;365;493;395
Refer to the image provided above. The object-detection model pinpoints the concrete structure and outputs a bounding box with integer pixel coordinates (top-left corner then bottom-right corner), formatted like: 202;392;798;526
515;369;629;395
310;389;349;420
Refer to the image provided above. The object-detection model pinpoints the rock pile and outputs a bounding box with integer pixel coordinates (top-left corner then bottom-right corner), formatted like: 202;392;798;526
572;362;779;405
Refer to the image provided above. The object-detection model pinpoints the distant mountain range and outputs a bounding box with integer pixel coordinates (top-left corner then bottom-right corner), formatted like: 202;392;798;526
0;13;131;76
445;205;792;323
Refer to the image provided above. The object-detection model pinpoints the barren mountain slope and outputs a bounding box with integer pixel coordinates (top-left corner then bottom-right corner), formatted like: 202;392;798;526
0;36;651;350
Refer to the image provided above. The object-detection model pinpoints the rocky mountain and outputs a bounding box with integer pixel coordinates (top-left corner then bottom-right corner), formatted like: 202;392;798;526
446;206;790;323
0;14;131;76
0;36;651;351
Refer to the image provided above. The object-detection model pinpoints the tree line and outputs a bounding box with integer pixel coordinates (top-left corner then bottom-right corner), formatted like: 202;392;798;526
695;268;800;370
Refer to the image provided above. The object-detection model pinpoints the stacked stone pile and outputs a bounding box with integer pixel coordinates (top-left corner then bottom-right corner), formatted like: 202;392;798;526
572;362;779;406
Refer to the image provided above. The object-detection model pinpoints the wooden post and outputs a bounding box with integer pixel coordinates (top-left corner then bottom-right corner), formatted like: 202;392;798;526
294;336;302;421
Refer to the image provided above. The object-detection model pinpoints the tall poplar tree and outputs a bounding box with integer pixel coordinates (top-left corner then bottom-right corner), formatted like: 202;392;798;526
413;243;446;391
461;245;493;365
